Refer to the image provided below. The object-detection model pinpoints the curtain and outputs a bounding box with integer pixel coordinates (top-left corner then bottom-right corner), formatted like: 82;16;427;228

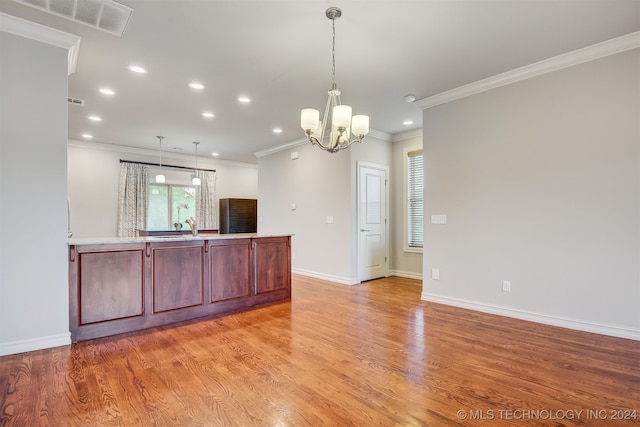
117;162;149;237
195;170;217;229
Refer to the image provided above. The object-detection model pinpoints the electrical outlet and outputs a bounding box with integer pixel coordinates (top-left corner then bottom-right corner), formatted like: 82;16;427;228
502;280;511;292
431;268;440;280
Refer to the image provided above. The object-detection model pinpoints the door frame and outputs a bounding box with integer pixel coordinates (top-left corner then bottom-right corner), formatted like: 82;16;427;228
356;161;390;282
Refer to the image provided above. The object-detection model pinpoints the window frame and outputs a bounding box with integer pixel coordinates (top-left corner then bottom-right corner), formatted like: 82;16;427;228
403;146;424;253
148;183;197;230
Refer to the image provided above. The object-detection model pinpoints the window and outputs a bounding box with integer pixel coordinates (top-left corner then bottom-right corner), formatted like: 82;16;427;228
149;184;196;230
406;148;424;250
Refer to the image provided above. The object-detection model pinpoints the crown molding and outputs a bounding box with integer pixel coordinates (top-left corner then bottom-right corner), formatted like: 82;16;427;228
368;128;393;142
68;139;258;169
253;138;309;158
253;128;393;159
0;12;81;75
392;128;423;143
416;31;640;110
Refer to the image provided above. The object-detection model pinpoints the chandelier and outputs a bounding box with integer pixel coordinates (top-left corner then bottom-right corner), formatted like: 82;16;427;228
300;7;369;153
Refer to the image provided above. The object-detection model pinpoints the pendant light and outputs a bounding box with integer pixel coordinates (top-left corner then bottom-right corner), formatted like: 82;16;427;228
155;135;166;183
191;141;201;186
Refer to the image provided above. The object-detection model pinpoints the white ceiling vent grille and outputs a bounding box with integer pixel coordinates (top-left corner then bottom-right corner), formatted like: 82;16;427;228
11;0;132;37
67;97;85;106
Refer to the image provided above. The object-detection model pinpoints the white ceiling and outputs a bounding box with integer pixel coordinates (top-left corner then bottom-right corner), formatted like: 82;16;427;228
2;0;639;163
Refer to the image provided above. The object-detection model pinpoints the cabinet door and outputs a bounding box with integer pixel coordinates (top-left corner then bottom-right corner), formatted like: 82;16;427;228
77;248;144;325
209;239;251;302
152;244;204;313
253;237;290;295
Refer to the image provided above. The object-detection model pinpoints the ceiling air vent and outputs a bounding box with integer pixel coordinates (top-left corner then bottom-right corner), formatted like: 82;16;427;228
11;0;133;37
68;97;85;106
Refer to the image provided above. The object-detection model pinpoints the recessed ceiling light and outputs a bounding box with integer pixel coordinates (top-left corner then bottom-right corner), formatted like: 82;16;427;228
128;65;147;74
189;82;205;90
88;115;102;122
403;120;414;126
99;88;115;95
82;133;93;139
211;152;220;157
273;128;283;133
202;111;214;118
238;96;251;103
404;94;417;103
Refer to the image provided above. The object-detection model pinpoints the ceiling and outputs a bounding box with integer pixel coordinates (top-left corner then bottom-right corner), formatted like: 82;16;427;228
2;0;639;164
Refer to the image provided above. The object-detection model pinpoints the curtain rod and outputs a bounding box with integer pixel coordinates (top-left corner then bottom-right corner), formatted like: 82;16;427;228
120;159;216;173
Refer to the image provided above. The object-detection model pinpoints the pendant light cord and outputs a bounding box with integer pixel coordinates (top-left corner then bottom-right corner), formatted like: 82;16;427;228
157;136;164;170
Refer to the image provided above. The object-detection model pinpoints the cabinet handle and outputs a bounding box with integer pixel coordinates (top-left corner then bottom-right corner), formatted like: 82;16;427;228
360;229;370;232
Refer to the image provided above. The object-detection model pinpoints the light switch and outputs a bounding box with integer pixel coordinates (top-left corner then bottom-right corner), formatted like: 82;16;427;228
326;216;334;224
290;203;296;210
431;215;447;225
291;151;299;160
431;268;440;280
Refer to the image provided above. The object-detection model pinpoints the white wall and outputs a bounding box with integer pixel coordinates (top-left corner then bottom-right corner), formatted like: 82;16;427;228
421;49;640;339
258;142;353;283
257;134;393;284
390;130;423;279
0;32;71;355
67;141;258;238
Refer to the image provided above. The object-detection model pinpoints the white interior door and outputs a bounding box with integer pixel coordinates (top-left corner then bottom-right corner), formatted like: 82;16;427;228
358;162;388;282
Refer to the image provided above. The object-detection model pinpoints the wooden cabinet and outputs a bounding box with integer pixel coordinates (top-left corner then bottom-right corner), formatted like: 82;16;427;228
74;245;144;325
152;243;204;313
253;237;290;295
219;198;257;234
69;235;290;341
209;238;251;302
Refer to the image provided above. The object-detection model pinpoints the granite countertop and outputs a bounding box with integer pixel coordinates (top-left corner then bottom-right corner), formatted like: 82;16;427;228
69;233;292;245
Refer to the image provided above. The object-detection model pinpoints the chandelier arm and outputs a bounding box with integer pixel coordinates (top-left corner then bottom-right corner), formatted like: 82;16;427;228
307;135;333;152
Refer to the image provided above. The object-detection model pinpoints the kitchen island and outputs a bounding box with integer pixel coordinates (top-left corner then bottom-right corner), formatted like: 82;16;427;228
68;234;291;341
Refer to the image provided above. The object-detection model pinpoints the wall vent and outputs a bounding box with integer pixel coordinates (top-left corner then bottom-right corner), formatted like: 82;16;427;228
11;0;133;37
67;97;85;106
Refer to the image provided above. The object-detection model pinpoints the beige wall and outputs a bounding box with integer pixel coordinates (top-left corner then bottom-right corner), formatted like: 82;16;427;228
421;49;639;337
391;130;424;279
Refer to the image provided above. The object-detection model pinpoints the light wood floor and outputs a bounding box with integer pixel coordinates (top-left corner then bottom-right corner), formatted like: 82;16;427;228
1;275;638;426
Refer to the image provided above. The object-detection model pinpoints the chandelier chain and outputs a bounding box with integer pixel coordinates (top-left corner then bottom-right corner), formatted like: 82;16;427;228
331;16;336;90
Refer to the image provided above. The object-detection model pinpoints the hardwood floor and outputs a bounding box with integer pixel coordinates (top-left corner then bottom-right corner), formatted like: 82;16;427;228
1;275;638;426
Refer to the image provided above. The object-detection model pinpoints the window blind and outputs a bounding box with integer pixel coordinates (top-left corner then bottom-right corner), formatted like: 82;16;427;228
407;149;424;248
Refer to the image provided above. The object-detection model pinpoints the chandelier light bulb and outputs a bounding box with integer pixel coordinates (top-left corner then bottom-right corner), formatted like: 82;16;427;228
301;109;320;131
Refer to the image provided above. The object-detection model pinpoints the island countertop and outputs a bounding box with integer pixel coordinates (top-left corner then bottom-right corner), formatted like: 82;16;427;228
68;233;292;246
68;234;292;341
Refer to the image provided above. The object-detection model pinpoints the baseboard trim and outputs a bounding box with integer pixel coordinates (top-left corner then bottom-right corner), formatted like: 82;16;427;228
421;292;640;341
0;332;71;356
292;268;358;285
389;270;423;281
